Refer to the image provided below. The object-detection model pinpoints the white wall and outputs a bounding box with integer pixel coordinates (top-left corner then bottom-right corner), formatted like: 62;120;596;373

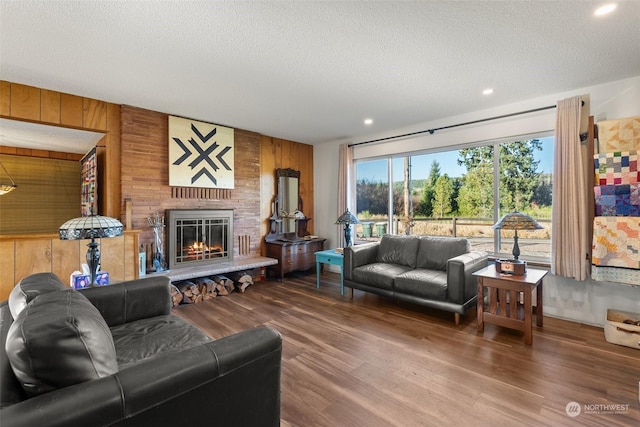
314;76;640;327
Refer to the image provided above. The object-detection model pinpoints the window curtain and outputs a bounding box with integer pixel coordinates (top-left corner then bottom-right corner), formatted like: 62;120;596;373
337;143;355;246
551;96;589;280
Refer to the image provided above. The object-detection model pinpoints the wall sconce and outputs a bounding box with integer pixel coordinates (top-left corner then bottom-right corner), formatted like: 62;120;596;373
335;209;360;247
0;160;17;195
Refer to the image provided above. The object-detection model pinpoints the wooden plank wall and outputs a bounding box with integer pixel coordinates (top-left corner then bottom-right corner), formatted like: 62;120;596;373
120;106;314;260
0;80;315;281
120;106;265;258
260;136;314;254
0;80;121;218
0;231;140;301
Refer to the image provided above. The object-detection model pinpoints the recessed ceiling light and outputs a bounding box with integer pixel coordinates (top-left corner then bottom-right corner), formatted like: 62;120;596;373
482;88;494;95
364;118;373;125
594;3;617;16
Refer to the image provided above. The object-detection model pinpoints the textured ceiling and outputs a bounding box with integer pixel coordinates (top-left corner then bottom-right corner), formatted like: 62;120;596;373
1;1;639;147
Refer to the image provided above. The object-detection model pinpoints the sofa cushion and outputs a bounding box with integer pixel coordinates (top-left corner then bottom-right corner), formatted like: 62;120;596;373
111;315;212;370
416;237;470;271
376;235;420;268
5;289;118;397
8;272;67;319
352;263;413;290
395;269;448;300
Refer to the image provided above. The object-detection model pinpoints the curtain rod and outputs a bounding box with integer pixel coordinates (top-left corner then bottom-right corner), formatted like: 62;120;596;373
348;100;584;148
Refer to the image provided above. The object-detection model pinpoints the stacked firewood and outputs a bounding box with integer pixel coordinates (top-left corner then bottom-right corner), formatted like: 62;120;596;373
170;271;255;307
225;271;254;293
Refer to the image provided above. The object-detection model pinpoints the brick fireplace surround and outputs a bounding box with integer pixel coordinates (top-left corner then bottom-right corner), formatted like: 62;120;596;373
120;106;263;260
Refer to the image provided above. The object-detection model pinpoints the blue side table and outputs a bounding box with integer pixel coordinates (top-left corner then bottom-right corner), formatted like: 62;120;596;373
315;249;344;295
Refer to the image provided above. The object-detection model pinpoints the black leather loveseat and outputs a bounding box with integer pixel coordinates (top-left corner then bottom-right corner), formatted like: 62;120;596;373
0;273;282;427
344;235;487;324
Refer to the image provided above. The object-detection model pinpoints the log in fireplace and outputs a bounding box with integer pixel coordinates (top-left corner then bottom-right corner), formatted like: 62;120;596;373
166;209;234;269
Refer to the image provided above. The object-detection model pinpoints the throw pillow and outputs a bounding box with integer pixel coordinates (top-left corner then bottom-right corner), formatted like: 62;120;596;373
6;289;118;397
8;272;67;319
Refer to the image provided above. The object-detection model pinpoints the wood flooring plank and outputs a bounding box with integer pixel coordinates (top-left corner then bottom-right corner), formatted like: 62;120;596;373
171;272;640;426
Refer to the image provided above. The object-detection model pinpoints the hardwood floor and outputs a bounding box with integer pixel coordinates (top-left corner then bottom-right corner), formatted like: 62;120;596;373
172;272;640;427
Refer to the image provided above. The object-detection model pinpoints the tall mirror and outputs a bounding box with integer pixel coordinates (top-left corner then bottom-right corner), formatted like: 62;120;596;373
278;168;300;233
266;168;311;242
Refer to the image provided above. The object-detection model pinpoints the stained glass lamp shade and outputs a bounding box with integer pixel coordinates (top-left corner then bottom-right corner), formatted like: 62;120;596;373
335;209;360;247
59;213;124;286
492;211;543;260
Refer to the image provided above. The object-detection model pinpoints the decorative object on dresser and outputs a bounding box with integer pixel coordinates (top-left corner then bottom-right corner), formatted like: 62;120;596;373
335;209;360;247
59;210;124;286
491;211;543;275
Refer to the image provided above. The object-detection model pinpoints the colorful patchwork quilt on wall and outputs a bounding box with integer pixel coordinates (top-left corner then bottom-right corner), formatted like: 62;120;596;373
596;116;640;152
592;216;640;270
594;184;640;216
591;265;640;286
594;151;638;185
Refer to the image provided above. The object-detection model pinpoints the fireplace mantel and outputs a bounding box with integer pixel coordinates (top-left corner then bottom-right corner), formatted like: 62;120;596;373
148;256;277;283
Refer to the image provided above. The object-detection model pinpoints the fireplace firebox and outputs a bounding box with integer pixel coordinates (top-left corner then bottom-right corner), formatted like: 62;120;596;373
166;209;234;269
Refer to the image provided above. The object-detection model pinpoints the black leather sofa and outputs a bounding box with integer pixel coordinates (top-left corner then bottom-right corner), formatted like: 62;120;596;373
0;273;282;427
344;235;487;324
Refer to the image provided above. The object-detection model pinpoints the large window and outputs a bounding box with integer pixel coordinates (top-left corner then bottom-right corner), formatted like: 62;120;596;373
354;135;553;262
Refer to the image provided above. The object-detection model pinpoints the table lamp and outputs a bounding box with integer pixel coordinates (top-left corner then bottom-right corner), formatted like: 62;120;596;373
492;211;543;274
59;210;124;286
335;209;360;247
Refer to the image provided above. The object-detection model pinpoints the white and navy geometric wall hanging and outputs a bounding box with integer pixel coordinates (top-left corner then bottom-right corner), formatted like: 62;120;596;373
168;116;235;189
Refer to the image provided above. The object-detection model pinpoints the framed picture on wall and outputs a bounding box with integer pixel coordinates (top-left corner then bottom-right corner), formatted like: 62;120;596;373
81;147;97;216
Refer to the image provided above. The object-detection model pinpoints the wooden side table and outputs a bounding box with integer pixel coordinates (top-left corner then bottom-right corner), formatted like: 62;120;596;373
474;264;548;345
315;249;344;295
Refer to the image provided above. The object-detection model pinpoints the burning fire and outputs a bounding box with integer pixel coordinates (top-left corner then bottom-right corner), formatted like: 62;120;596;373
186;242;223;256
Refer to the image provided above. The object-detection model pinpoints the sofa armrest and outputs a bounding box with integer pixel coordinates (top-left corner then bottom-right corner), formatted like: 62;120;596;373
0;326;282;427
79;276;172;327
446;251;488;304
344;242;379;280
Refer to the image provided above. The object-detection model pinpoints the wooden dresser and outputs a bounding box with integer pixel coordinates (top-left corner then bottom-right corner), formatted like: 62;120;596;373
265;238;326;281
